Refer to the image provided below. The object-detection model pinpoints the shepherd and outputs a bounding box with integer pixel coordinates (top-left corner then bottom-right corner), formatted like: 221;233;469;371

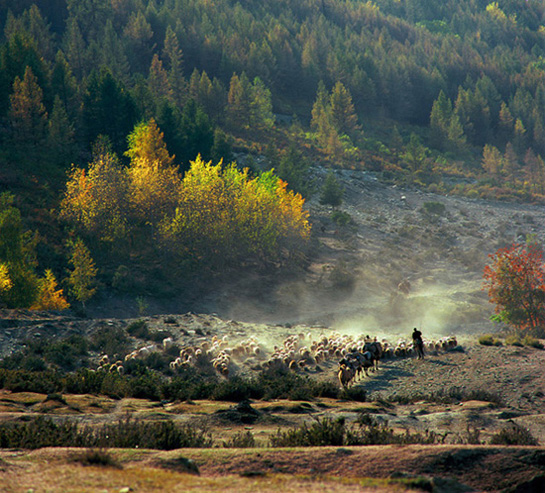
412;327;424;360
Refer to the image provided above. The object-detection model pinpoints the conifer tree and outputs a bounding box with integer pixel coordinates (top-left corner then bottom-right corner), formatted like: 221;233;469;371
226;72;252;130
163;26;186;108
320;171;344;207
125;118;175;167
482;144;503;184
329;81;359;137
9;66;48;158
67;238;97;308
250;76;274;131
148;53;173;103
63;17;87;81
48;96;76;165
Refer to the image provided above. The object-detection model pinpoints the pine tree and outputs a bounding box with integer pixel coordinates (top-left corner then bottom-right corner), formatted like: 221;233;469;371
250;77;274;131
430;90;452;149
148;53;173;103
163;26;186;108
63;17;87;81
51;50;79;118
48;96;76;166
482;144;503;184
67;238;97;308
8;66;48;159
320;171;344;207
125;118;175;167
226;72;252;131
498;101;514;144
311;81;335;148
329;81;359;137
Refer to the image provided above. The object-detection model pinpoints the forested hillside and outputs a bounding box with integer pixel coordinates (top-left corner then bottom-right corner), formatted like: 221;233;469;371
1;0;545;311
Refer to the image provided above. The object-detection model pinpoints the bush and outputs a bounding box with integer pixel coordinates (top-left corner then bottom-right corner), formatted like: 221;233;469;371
74;448;121;468
478;334;502;346
331;210;353;227
222;430;256;448
421;201;446;216
90;326;130;356
0;416;213;450
489;422;538;446
522;335;544;349
269;415;437;447
126;320;150;339
505;335;523;347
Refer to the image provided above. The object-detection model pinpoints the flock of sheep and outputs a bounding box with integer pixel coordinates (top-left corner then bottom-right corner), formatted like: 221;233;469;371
95;328;459;389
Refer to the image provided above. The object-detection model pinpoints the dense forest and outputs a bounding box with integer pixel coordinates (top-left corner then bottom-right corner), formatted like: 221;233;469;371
1;0;545;310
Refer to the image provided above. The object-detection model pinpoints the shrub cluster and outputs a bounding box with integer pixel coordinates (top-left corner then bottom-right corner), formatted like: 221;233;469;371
269;414;437;447
478;334;502;346
489;422;539;446
0;416;212;450
0;365;343;403
388;387;503;407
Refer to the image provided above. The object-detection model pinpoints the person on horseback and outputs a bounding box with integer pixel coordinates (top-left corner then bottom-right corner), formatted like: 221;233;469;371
412;327;424;359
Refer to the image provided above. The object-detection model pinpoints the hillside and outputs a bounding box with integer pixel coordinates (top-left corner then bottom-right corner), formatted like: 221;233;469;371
2;1;545;316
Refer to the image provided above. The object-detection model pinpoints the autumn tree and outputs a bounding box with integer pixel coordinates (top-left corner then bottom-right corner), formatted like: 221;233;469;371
125;118;175;167
32;269;70;310
60;151;130;243
160;156;310;269
125;119;181;227
483;243;545;333
8;66;48;159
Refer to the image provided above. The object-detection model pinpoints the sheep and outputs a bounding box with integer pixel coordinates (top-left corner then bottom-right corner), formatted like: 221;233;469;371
162;337;174;350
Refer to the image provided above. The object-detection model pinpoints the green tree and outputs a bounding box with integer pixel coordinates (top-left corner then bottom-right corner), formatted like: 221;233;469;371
0;193;40;308
277;144;312;197
48;96;77;166
83;68;140;154
320;171;344;207
163;26;186;108
329;81;359;137
67;238;98;308
250;76;274;131
226;72;252;131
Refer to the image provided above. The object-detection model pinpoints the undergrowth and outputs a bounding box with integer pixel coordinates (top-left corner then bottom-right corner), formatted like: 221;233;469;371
269;414;438;447
0;415;212;450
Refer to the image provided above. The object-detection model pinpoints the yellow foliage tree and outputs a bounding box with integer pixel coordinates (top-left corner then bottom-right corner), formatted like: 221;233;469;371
0;263;13;298
125;118;175;167
32;269;70;310
162;156;310;268
60;153;129;242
